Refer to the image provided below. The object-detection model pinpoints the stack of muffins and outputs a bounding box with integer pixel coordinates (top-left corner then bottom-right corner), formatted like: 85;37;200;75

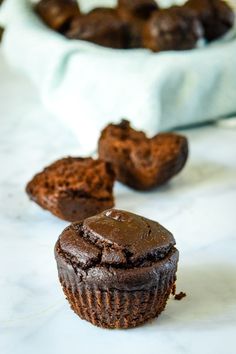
35;0;235;51
26;120;188;328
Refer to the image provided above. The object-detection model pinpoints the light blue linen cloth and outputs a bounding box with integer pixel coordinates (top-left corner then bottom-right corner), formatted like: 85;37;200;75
1;0;236;151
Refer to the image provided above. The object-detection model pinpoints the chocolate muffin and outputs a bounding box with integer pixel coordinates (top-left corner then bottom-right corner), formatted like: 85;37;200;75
26;157;115;222
143;6;204;52
35;0;80;33
66;8;128;49
98;120;188;190
116;14;143;48
117;0;159;20
117;0;159;48
55;209;178;328
184;0;235;41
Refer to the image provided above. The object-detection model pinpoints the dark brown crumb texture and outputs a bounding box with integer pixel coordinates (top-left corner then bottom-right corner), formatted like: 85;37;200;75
174;291;187;301
98;119;189;190
26;157;115;221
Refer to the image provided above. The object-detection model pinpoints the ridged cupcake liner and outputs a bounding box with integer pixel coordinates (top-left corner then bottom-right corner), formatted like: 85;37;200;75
58;263;176;329
62;285;173;329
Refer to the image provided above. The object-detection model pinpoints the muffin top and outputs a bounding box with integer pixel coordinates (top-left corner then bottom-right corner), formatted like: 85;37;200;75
143;6;203;51
185;0;234;24
65;8;128;48
35;0;80;31
57;209;175;269
184;0;235;41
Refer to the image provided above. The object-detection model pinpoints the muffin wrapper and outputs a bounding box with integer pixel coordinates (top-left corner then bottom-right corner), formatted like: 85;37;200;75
58;264;176;329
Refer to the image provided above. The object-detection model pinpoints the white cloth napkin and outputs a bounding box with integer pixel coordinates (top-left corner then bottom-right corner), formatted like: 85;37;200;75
1;0;236;152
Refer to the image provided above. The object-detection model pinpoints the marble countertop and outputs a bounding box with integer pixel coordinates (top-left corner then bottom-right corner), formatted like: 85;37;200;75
0;50;236;354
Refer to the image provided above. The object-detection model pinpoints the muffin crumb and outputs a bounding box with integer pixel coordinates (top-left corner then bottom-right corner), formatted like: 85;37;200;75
174;292;187;301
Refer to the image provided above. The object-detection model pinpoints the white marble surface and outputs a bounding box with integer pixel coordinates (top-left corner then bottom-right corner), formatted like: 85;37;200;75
0;50;236;354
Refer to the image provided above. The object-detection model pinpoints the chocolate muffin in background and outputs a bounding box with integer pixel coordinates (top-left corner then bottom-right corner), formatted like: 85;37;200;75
184;0;235;41
35;0;80;33
143;6;204;52
66;8;129;49
117;0;159;48
118;0;159;20
115;12;143;48
55;209;179;329
35;0;234;50
26;157;115;222
98;120;188;190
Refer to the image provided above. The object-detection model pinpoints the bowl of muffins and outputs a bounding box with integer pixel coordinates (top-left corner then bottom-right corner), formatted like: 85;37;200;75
1;0;236;151
35;0;234;51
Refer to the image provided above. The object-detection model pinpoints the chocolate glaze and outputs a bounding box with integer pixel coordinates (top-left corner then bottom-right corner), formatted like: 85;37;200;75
55;209;179;290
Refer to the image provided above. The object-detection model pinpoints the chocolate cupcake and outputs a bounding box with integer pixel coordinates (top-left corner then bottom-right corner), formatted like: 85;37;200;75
184;0;235;41
98;120;188;190
143;6;204;52
55;209;178;328
66;8;128;49
35;0;80;33
26;157;115;222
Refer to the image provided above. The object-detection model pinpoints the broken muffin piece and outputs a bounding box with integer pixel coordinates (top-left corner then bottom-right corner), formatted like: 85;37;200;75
26;157;115;221
98;120;188;190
